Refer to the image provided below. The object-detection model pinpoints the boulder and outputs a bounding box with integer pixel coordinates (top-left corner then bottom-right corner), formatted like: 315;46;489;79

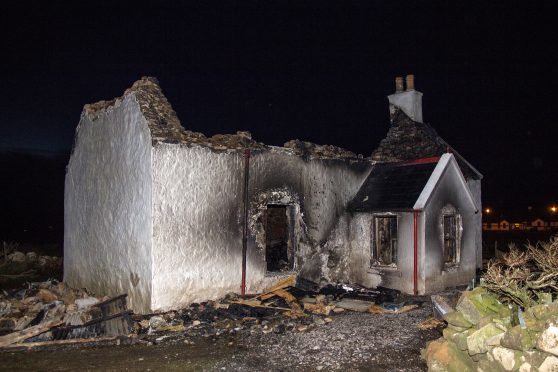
521;350;554;370
25;252;38;262
467;323;505;355
538;355;558;372
489;347;523;371
444;311;473;328
501;325;537;351
456;288;499;325
537;325;558;356
7;251;26;263
424;338;475;372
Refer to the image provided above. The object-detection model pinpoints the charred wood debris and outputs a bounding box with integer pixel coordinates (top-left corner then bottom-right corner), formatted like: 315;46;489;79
0;275;432;351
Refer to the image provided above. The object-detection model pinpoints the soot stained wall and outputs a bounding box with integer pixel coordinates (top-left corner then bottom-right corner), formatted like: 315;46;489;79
150;144;371;311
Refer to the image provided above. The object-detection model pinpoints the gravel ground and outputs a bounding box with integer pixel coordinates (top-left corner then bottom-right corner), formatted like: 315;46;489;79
0;296;442;371
210;302;441;371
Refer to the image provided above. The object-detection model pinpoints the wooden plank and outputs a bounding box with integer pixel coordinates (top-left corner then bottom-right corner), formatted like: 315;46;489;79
249;275;296;300
2;336;118;350
0;320;63;347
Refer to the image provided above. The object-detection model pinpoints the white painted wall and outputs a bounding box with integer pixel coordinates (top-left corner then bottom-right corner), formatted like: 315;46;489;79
150;145;371;311
64;95;153;313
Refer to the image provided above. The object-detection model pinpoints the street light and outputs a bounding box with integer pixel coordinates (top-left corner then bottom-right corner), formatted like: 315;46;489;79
551;206;557;214
484;208;492;214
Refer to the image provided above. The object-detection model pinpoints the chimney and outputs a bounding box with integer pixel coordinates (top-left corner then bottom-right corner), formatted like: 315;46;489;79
388;74;423;123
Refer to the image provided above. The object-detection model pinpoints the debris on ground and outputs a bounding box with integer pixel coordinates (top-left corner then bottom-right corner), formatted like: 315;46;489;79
417;317;446;330
0;276;426;352
0;247;62;287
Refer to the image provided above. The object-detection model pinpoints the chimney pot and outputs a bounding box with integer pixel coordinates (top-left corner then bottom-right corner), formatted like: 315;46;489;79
406;74;415;91
395;76;404;93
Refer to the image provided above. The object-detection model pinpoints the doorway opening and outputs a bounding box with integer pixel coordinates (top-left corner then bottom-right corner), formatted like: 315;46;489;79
265;204;294;272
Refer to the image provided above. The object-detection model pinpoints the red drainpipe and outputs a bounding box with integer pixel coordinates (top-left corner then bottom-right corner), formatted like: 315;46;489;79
413;210;419;296
241;148;251;296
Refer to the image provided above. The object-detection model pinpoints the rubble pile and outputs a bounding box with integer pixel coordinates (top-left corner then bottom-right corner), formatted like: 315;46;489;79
423;287;558;371
283;139;363;159
0;280;133;347
84;77;267;151
0;275;424;350
0;250;62;287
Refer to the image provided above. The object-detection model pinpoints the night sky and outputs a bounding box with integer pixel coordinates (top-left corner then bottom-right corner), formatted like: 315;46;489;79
1;2;557;243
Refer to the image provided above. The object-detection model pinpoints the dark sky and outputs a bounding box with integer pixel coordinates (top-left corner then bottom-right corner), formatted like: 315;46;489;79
1;1;558;241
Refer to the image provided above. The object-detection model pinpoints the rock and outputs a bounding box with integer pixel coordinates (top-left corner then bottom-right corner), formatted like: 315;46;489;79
537;325;558;356
25;252;38;262
478;358;508;372
467;323;505;355
8;251;26;263
452;329;474;351
522;350;553;369
456;288;500;325
148;316;168;330
502;325;537;351
37;289;58;303
486;332;505;347
538;355;558;372
443;311;473;328
489;347;522;371
75;297;99;310
192;320;201;326
0;318;16;333
528;304;558;322
424;338;475;372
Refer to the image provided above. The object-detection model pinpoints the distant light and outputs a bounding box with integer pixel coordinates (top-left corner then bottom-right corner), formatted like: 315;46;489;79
551;206;558;213
484;208;492;214
527;206;533;211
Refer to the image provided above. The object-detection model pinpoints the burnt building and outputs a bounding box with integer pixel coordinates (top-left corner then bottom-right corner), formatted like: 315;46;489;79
64;75;482;313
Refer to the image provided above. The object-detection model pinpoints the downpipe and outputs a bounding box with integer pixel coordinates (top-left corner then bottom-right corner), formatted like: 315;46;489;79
413;210;419;296
241;149;251;296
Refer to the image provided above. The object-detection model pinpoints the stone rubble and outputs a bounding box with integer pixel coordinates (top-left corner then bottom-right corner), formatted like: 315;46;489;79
423;287;558;371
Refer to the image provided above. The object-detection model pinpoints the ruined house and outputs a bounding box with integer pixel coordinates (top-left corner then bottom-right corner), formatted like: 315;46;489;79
64;75;482;313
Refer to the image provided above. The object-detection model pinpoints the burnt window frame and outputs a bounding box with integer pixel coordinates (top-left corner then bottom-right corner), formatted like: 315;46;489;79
441;204;462;268
371;214;398;268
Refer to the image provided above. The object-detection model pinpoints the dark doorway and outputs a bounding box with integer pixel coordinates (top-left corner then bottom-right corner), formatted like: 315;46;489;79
265;205;293;272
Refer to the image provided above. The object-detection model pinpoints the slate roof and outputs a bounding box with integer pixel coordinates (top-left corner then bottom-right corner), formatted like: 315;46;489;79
348;161;438;212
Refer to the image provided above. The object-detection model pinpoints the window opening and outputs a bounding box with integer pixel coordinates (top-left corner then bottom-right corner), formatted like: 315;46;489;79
372;216;398;266
441;204;461;267
265;205;293;272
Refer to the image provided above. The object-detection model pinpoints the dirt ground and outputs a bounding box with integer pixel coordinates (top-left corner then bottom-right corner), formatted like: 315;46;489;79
0;302;441;372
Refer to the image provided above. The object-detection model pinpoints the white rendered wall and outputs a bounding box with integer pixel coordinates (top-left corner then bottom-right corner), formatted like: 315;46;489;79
64;95;153;313
151;145;244;311
150;145;371;311
422;164;478;293
467;179;482;269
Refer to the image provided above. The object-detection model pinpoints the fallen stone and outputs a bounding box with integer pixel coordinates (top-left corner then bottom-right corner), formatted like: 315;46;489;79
502;325;537;351
467;323;505;355
25;252;38;262
521;350;553;370
444;311;473;328
148;316;168;330
537;325;558;356
7;251;26;263
424;338;475;372
490;346;522;371
456;288;499;326
538;355;558;372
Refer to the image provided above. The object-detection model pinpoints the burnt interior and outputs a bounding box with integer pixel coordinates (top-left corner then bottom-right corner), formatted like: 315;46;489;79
265;205;293;272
